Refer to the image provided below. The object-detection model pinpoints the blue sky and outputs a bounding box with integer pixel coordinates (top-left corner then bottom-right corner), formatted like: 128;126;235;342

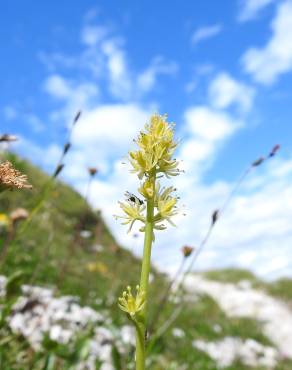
1;0;292;279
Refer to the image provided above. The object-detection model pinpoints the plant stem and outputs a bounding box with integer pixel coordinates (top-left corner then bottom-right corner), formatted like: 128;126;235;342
135;188;155;370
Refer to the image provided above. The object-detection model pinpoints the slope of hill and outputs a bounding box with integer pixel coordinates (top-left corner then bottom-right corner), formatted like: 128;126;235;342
0;152;165;306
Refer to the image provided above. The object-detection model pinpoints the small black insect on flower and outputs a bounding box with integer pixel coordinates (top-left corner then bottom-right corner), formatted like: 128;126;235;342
125;191;144;205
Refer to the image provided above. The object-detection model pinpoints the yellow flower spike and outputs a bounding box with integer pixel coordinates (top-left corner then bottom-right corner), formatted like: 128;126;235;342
118;285;146;318
115;113;182;369
138;178;155;199
129;114;179;179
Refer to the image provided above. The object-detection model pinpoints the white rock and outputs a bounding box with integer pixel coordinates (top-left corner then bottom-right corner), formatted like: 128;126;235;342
185;275;292;358
193;337;279;368
172;328;185;338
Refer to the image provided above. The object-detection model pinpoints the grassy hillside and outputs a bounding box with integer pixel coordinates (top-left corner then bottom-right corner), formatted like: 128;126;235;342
0;152;166;310
1;153;292;369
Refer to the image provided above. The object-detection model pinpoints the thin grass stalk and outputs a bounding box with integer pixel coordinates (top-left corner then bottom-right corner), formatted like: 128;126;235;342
0;112;81;269
148;255;186;334
150;145;280;345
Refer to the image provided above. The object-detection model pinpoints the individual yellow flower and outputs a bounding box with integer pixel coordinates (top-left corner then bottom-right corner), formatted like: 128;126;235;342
118;285;146;318
150;185;179;227
86;261;108;276
157;197;177;219
138;178;155;199
86;262;98;272
0;213;10;229
114;200;146;233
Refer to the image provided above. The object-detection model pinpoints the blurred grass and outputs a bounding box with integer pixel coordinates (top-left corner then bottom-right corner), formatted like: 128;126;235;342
0;153;167;312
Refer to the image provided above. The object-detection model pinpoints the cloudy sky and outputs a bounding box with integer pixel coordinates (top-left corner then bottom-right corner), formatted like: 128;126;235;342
1;0;292;279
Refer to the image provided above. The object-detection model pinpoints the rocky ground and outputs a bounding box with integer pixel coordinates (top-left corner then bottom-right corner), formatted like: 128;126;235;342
184;275;292;368
1;273;292;369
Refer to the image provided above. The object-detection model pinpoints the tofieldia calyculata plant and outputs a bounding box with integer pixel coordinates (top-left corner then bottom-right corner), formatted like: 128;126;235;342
115;114;181;370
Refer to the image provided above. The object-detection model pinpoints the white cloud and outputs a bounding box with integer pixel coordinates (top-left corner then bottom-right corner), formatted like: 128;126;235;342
18;99;292;280
137;57;178;93
15;138;62;172
242;0;292;84
44;75;71;99
44;74;99;121
72;103;148;151
100;40;178;99
66;103;150;180
38;52;77;71
180;106;242;173
238;0;275;22
208;72;255;113
41;22;177;101
191;24;222;45
101;39;132;99
81;25;107;46
152;156;292;279
185;106;240;142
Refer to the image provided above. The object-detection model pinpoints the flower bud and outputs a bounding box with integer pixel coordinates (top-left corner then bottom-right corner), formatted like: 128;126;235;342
181;245;194;258
88;167;98;177
269;144;280;157
139;178;155;199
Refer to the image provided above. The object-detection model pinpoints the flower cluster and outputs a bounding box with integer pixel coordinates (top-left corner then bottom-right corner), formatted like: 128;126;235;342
115;114;181;233
129;114;179;179
118;286;146;318
10;208;29;223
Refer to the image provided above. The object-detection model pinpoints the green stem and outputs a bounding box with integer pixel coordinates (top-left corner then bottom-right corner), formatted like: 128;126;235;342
135;185;155;370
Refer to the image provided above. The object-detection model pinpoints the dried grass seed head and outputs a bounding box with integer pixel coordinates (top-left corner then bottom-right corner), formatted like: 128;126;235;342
88;167;98;177
0;134;18;143
10;208;29;223
181;245;194;258
0;161;32;191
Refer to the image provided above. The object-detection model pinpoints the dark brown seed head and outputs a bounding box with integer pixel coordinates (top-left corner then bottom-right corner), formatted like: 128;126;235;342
53;164;65;178
181;245;194;258
10;208;29;223
63;142;71;155
252;157;265;167
211;209;220;226
88;167;98;177
269;144;280;157
0;134;18;143
73;111;82;125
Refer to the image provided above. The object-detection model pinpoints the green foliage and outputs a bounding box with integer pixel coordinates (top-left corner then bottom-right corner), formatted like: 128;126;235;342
203;268;260;285
266;278;292;302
